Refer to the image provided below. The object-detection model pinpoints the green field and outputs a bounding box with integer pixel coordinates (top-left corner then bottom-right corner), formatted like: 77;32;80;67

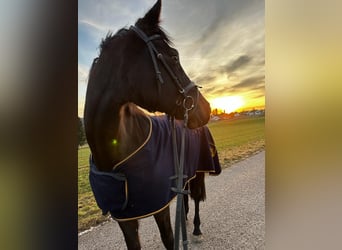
208;116;265;165
78;116;264;231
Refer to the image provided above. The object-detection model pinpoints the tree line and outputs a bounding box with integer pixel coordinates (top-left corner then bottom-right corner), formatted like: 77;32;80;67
78;117;87;147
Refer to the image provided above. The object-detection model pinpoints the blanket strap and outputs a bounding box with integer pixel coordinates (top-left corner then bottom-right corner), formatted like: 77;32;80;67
170;108;191;250
169;117;189;195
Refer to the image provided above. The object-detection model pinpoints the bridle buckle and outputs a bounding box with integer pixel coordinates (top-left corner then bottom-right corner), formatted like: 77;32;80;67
183;96;195;111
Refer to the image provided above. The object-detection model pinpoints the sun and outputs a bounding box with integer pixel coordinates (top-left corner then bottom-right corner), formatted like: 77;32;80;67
210;96;245;114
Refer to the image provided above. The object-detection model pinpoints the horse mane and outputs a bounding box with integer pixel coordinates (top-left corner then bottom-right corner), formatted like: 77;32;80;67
87;28;130;94
99;22;173;56
100;28;129;52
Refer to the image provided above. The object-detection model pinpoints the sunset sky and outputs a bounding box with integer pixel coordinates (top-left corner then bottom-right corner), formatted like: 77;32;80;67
78;0;264;117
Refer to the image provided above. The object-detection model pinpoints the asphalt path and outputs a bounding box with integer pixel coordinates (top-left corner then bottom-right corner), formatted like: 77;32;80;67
79;151;265;249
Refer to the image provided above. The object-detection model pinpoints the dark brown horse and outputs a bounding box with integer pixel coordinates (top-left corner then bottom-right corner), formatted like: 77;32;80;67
84;1;217;249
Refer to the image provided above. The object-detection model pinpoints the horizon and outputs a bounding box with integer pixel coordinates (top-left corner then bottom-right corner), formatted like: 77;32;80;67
78;105;265;119
78;0;264;117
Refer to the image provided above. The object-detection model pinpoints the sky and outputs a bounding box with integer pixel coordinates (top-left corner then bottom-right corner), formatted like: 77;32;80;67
78;0;265;117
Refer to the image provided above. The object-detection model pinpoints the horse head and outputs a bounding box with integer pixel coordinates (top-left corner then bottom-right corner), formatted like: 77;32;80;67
88;0;211;129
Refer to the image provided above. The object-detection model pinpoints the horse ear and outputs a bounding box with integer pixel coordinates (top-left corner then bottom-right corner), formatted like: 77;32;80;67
138;0;162;28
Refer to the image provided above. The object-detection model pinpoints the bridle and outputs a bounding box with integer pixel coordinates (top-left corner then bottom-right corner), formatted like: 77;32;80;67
131;25;200;249
130;25;198;118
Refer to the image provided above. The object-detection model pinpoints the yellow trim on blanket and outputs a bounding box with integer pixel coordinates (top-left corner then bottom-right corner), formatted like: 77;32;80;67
195;170;216;173
113;196;177;222
111;170;212;222
112;115;152;170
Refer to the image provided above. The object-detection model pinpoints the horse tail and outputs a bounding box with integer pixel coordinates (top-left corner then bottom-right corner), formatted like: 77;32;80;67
189;172;206;201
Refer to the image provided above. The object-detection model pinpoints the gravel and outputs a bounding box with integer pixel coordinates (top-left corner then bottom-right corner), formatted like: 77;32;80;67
78;151;265;249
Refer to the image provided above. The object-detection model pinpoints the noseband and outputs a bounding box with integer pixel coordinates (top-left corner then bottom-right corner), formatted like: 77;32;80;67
130;25;198;114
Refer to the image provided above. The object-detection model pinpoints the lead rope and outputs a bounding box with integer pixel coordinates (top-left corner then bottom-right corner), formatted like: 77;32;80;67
170;107;192;250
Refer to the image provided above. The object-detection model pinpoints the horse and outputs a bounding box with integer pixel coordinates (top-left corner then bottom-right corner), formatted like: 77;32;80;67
84;1;220;249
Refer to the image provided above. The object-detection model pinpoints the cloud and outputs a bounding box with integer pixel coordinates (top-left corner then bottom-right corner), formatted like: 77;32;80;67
251;92;265;99
78;64;89;85
205;86;229;97
202;85;223;97
231;75;265;90
194;74;217;86
168;1;264;98
223;55;252;74
79;19;109;33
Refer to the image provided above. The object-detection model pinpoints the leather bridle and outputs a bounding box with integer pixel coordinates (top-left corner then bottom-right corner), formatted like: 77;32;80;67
131;25;201;249
130;25;198;115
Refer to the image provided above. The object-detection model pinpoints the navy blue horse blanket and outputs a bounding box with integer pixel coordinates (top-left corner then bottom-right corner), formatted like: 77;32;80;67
89;115;221;221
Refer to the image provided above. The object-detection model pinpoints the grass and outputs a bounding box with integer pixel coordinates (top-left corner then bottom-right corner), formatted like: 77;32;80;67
78;146;109;232
78;116;265;232
207;116;265;166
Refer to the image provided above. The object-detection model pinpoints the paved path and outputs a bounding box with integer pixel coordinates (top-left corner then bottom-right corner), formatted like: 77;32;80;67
79;151;265;249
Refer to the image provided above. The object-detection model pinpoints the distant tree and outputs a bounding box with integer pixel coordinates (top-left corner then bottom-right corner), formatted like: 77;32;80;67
212;108;218;116
78;117;87;147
